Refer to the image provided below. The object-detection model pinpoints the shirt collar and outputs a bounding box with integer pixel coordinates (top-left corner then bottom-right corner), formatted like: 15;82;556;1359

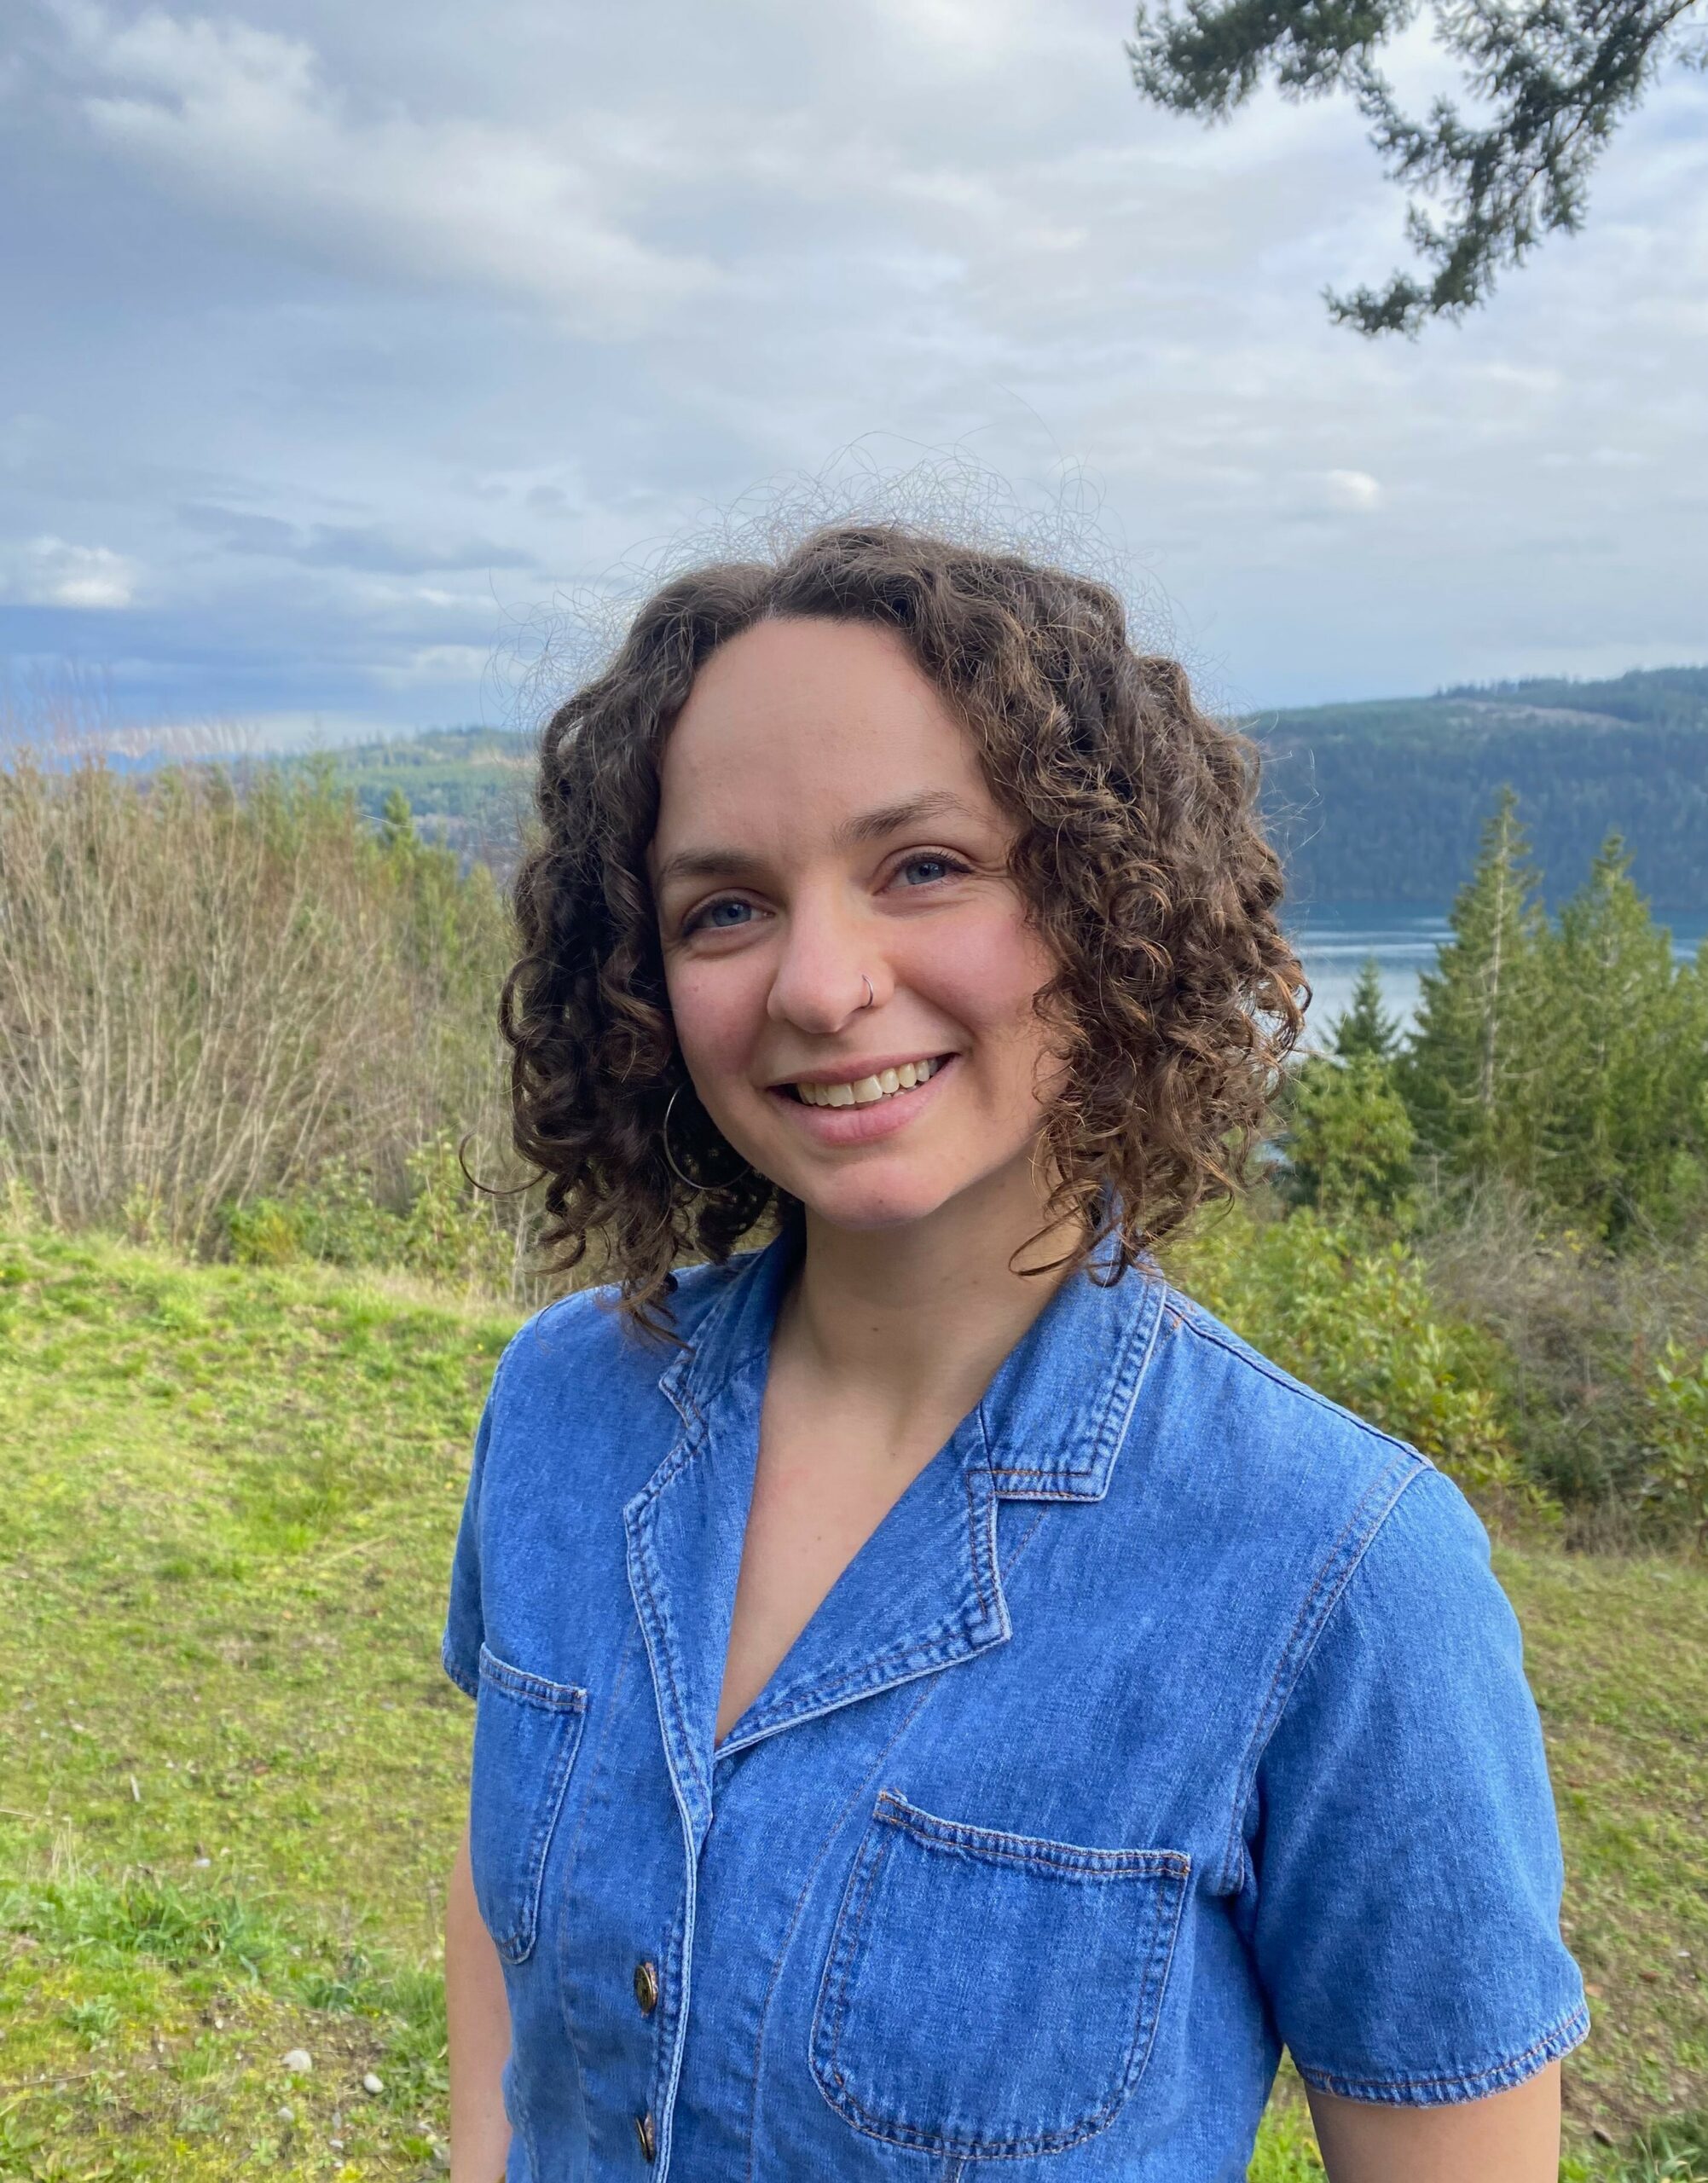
657;1218;1167;1504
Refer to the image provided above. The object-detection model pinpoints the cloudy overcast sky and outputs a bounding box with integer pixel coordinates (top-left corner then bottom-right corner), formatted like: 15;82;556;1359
3;0;1704;741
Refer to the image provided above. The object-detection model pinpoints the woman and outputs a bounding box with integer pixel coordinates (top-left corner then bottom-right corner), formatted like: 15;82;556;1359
443;525;1586;2182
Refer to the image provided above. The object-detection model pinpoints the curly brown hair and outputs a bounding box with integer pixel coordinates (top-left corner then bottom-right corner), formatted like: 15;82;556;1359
502;522;1305;1326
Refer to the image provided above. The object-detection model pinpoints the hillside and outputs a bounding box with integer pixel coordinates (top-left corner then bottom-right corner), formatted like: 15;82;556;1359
308;725;535;870
302;666;1708;910
2;1226;1705;2178
1252;667;1708;910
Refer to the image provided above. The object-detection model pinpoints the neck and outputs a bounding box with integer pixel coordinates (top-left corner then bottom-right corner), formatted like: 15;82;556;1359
781;1159;1083;1433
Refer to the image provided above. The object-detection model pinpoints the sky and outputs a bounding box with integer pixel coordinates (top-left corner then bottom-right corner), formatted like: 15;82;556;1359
3;0;1705;745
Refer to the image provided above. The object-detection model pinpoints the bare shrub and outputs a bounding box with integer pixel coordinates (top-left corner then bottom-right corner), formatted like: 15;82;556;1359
0;752;520;1258
1420;1180;1708;1545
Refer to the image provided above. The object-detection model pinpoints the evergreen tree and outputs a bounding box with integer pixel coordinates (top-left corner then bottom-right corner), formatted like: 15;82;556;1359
378;785;418;854
1282;1050;1417;1225
1398;788;1547;1187
1528;837;1708;1239
1330;958;1401;1063
374;781;499;999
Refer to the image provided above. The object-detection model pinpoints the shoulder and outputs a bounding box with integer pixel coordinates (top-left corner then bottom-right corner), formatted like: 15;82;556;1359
1157;1283;1497;1597
1145;1281;1435;1555
480;1254;758;1471
1158;1283;1416;1461
1139;1283;1507;1745
493;1256;748;1395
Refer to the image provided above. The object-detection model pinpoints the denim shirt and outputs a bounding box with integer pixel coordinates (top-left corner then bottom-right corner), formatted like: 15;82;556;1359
443;1229;1587;2182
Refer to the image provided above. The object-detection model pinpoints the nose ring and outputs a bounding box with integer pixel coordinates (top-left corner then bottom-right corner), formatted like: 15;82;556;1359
859;974;875;1010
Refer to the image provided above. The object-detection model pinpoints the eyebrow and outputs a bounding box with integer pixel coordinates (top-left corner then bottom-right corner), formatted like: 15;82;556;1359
651;790;981;893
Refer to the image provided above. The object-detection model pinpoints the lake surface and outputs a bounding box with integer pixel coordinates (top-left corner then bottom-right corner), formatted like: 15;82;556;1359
1285;901;1708;1040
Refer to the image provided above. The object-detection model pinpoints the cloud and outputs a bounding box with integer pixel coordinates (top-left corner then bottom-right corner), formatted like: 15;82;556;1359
3;0;1703;730
177;503;536;575
53;2;721;335
370;642;496;691
866;0;1096;72
1320;469;1383;512
9;535;138;608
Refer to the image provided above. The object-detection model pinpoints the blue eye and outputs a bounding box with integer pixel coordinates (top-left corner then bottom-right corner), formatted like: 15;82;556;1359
691;898;754;933
896;853;964;888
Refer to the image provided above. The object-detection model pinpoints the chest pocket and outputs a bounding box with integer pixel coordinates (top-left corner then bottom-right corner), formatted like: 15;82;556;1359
467;1643;588;1966
811;1790;1189;2162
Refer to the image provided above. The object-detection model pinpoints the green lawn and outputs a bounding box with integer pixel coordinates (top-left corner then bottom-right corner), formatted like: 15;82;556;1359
2;1228;1704;2180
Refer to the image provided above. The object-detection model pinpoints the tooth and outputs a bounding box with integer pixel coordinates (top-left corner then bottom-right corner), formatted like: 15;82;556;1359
897;1062;917;1088
852;1076;883;1103
800;1084;820;1105
878;1068;900;1096
828;1082;855;1107
919;1057;937;1080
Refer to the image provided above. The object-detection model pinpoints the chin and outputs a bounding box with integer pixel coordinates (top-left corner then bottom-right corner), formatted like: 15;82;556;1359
790;1168;969;1235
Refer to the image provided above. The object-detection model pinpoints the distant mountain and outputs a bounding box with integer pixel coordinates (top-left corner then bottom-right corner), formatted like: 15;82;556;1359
294;667;1708;912
1251;666;1708;910
308;725;535;866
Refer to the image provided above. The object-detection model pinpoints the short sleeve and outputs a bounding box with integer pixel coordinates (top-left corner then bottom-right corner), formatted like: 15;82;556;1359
1248;1464;1589;2105
441;1372;501;1700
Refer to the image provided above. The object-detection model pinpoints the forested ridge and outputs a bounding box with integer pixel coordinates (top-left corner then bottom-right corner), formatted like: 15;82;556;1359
1252;664;1708;909
302;665;1708;909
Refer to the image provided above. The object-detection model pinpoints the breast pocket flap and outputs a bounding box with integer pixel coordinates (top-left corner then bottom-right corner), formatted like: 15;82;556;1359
812;1789;1190;2160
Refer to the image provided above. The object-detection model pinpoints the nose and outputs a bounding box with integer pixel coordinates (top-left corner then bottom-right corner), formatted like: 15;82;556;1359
766;889;883;1036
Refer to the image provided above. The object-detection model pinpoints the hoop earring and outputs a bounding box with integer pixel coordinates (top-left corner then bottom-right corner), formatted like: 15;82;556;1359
661;1083;709;1193
662;1081;754;1196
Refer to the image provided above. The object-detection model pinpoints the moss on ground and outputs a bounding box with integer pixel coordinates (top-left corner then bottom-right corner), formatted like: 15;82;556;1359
1;1228;1704;2178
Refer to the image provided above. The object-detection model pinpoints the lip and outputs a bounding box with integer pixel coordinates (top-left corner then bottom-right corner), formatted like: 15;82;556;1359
768;1051;952;1092
763;1052;958;1147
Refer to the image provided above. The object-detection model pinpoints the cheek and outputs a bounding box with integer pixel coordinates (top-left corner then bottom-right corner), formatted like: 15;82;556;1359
663;955;763;1079
905;904;1057;1043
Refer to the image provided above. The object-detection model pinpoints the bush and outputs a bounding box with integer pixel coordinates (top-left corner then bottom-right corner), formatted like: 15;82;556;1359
225;1197;308;1267
1641;1340;1708;1543
1418;1190;1708;1542
224;1136;535;1299
1165;1200;1533;1504
0;751;530;1266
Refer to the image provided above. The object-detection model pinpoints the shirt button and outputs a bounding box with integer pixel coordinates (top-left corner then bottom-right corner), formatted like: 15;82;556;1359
634;2110;657;2162
633;1958;659;2015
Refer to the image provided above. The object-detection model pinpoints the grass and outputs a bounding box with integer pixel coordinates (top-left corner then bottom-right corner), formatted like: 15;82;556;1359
1;1226;1704;2179
0;1227;511;2178
1511;1553;1708;2147
0;1863;449;2180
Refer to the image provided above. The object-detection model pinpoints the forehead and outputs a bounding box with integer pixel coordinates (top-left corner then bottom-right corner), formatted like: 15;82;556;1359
654;617;993;846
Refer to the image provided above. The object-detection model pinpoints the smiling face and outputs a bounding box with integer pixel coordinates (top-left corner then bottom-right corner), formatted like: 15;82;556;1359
650;617;1064;1236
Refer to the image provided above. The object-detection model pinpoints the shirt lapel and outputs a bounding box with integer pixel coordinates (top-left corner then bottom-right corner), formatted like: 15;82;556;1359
622;1226;1169;1833
622;1239;787;1851
712;1408;1010;1760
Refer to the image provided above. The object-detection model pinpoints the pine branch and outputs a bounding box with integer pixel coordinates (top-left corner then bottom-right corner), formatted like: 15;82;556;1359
1129;0;1705;332
1330;0;1699;333
1128;0;1420;113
